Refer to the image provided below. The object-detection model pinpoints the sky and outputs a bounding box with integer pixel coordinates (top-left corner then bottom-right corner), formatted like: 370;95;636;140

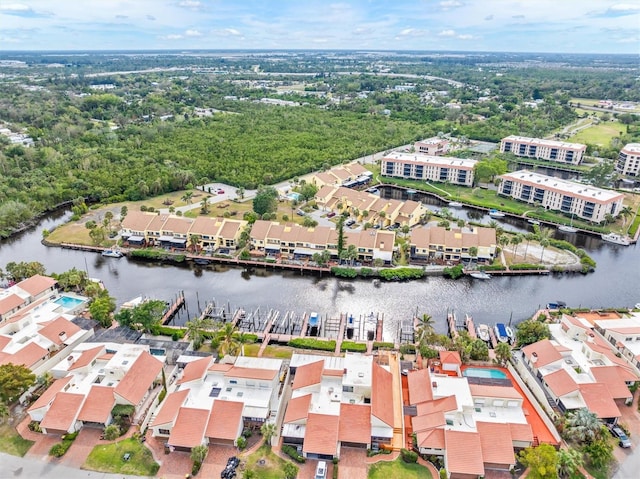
0;0;638;54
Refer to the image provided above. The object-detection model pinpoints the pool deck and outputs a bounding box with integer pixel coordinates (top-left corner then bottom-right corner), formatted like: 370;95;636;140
461;364;559;446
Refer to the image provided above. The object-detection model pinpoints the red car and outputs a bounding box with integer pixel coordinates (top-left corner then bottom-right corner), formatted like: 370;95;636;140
217;189;225;194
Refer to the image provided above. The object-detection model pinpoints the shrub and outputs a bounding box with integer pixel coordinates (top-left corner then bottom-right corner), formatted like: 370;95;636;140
443;264;464;279
158;388;167;404
331;267;358;278
332;464;339;479
49;443;67;457
400;448;418;463
378;267;424;281
288;338;336;351
242;428;253;438
282;445;306;463
373;342;395;350
399;344;416;355
103;424;120;440
236;436;247;450
28;421;42;433
340;341;367;352
283;462;299;479
359;267;375;277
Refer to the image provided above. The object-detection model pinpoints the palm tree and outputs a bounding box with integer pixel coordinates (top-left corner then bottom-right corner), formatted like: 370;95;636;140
510;234;523;259
236;332;254;357
200;197;210;214
181;191;193;204
188;234;201;253
261;421;277;448
539;238;550;263
185;317;217;351
218;323;240;357
557;448;584;478
416;313;434;333
620;205;633;226
523;233;535;260
499;235;509;252
563;408;601;444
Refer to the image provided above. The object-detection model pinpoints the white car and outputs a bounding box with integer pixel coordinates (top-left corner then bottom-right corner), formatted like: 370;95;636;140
315;460;327;479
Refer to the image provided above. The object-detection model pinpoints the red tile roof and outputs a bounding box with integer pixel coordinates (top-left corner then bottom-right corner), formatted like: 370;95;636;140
522;339;563;368
412;411;446;433
40;392;84;432
416;428;445;449
338;404;371;445
69;346;105;371
292;360;324;390
476;421;516;466
0;294;25;315
38;316;82;345
16;275;57;297
0;334;11;351
591;366;636;400
178;356;212;385
168;407;209;448
407;368;433;406
77;386;115;424
579;383;621;419
152;389;189;427
439;350;462;365
303;413;340;457
208;363;234;372
469;384;523;400
417;395;458;416
371;362;393;427
227;366;278;381
509;422;534;443
283;394;312;424
115;351;163;405
543;369;579;397
28;376;72;412
1;342;48;368
445;430;484;476
206;400;244;441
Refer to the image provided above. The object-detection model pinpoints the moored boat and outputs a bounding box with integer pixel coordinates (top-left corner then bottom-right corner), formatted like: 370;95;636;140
476;323;491;343
558;225;578;233
489;209;505;218
505;325;515;343
494;323;510;343
101;248;123;258
601;233;631;246
448;201;463;207
527;219;540;225
469;271;491;280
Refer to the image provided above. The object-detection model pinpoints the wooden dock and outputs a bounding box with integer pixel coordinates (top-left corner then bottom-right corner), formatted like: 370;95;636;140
488;325;498;349
447;312;459;339
334;313;347;354
465;314;477;339
161;291;185;325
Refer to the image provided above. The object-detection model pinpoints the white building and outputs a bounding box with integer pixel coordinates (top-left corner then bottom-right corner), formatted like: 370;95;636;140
500;136;586;165
414;137;449;156
616;143;640;177
498;170;624;223
381;151;476;186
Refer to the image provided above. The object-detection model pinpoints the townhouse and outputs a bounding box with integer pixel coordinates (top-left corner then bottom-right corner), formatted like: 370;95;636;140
120;211;247;253
409;226;497;264
500;136;586;165
0;274;58;322
407;352;536;479
249;220;395;265
381;151;476;186
414;137;449;156
310;162;373;189
28;343;164;435
281;352;398;460
149;355;283;451
616;143;640;177
498;170;624;223
520;314;639;424
594;314;640;371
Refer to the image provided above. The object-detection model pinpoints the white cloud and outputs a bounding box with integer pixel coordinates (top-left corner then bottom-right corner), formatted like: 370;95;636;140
0;3;30;12
162;34;183;40
212;27;241;36
185;29;202;37
457;34;473;40
178;0;202;8
438;29;456;37
439;1;464;8
609;3;640;12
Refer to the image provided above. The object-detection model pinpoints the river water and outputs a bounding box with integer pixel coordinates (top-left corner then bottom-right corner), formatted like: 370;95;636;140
0;204;638;341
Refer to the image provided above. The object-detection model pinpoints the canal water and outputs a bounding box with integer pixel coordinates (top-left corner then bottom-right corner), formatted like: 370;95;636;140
0;205;638;341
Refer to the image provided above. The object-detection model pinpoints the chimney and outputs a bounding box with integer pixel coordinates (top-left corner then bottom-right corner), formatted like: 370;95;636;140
432;381;438;389
59;331;67;342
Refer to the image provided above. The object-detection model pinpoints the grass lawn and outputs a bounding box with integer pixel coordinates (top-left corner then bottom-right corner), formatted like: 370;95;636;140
567;121;625;146
243;444;296;479
83;438;159;476
0;423;34;457
243;343;294;359
368;458;432;479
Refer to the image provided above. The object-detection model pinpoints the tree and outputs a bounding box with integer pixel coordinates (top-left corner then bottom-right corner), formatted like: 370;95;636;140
0;363;36;403
583;438;613;469
0;400;9;424
89;294;116;328
468;246;478;261
620;205;633;226
582;160;616;187
188;234;201;253
523;233;536;260
191;444;208;465
181;191;193;204
494;342;511;366
299;183;318;201
283;462;298;479
539;237;550;262
115;299;166;333
54;267;88;292
564;408;602;445
4;261;46;282
236;186;245;200
252;186;278;216
185;317;217;351
515;319;550;346
499;235;509;252
261;421;277;447
120;205;128;221
557;447;584;478
103;424;120;440
200;196;210;214
469;338;489;361
518;443;558;479
510;234;523;259
337;217;345;255
340;244;358;265
217;323;240;357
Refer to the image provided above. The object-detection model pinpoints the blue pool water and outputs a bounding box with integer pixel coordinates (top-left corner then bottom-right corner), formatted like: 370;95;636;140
463;368;507;379
54;295;85;310
286;192;302;201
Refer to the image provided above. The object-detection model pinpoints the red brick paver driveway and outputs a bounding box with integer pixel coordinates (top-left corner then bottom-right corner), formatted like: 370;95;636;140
338;447;368;479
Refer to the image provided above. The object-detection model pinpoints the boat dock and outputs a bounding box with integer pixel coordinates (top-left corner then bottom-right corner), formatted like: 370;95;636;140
447;312;459;339
161;291;185;325
465;314;477;339
488;325;498;349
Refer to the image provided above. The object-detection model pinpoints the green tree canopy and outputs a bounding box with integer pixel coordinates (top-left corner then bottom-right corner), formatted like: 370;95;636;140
515;319;550;347
253;186;278;216
518;444;559;479
0;363;36;403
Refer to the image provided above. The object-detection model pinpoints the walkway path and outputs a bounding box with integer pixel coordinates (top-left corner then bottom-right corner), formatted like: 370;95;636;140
387;352;405;451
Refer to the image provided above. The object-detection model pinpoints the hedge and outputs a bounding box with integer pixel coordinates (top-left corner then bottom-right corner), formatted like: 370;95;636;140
282;445;306;463
129;248;186;262
49;431;79;457
288;338;336;351
340;341;367;352
378;267;424;281
155;326;186;338
509;263;546;270
443;264;464;279
331;267;358;278
373;342;395;350
400;448;418;463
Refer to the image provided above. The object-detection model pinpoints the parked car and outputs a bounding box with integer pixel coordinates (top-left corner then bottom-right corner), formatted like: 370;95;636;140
345;219;355;226
217;189;225;194
315;461;327;479
610;425;632;448
296;209;306;216
327;212;336;218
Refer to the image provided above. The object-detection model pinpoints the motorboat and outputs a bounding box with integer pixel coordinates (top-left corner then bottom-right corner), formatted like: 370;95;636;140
101;249;123;258
505;325;515;343
546;301;567;310
601;233;631;246
476;323;491;343
494;323;510;343
448;201;463;207
558;224;578;233
489;209;505;218
469;271;491;280
527;219;540;225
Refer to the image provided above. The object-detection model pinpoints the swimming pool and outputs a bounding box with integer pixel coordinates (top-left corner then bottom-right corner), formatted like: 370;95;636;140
463;368;507;379
54;295;85;310
286;192;302;201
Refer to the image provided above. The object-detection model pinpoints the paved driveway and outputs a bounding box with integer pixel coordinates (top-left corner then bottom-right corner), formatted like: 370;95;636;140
338;447;368;479
612;394;640;479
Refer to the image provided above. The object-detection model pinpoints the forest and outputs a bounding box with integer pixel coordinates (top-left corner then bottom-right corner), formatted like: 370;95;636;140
0;50;638;237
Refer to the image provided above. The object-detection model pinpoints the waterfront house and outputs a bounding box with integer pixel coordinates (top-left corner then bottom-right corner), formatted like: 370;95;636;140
498;170;624;223
409;226;497;264
593;313;640;372
0;274;59;322
281;352;399;460
149;355;283;451
500;136;586;165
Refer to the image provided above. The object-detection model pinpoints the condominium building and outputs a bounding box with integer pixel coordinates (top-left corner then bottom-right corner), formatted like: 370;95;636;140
616;143;640;177
381;152;476;186
409;226;497;264
500;136;586;165
498;170;624;223
414;137;449;156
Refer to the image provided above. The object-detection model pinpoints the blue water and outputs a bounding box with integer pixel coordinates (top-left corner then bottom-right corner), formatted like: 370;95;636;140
150;348;166;356
286;192;302;201
54;295;84;310
463;368;507;379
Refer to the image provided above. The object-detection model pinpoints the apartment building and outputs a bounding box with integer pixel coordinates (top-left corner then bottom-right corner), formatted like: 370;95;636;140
381;151;476;186
616;143;640;177
500;136;586;165
310;162;373;189
594;313;640;371
414;137;449;156
498;170;624;223
409;226;497;264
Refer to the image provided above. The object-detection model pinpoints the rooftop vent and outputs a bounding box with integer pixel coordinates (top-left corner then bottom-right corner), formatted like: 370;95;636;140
432;381;438;388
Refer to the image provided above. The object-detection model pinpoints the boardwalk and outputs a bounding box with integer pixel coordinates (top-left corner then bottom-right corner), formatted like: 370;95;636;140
161;292;185;324
465;314;477;339
447;312;459;339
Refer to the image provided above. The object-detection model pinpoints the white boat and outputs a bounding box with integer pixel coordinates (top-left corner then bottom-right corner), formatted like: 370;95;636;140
601;233;631;246
469;271;491;280
476;323;491;342
528;219;540;226
505;325;515;343
494;323;510;343
101;249;123;258
448;201;463;207
489;209;505;218
558;224;578;233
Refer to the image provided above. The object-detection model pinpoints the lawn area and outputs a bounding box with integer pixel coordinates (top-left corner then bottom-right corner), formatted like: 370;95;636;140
368;458;433;479
0;423;34;457
567;121;625;146
242;444;297;479
83;438;159;476
243;343;294;359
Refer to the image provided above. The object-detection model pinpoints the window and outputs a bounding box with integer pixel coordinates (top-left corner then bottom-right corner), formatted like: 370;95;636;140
158;428;170;435
343;385;354;393
229;380;238;385
446;419;454;426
